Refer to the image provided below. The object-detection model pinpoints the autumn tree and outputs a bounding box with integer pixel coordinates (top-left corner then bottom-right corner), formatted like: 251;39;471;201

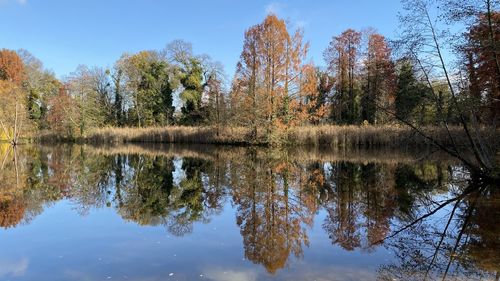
0;49;25;86
232;14;320;143
294;64;327;125
361;33;396;124
324;29;362;124
0;81;31;144
46;85;80;139
461;11;500;123
315;68;334;122
0;50;29;143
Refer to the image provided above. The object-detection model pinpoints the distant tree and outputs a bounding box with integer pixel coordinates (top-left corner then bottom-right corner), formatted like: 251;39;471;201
295;64;327;125
108;62;126;126
17;49;61;129
324;29;362;123
394;60;426;121
120;51;176;126
0;49;25;86
0;81;31;144
203;72;226;135
179;57;204;125
462;11;500;123
65;65;110;135
361;33;397;124
315;68;334;121
231;14;314;143
46;85;80;139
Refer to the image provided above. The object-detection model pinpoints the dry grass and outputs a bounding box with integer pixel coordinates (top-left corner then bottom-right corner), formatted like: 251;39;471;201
38;125;499;149
287;125;488;148
81;126;254;145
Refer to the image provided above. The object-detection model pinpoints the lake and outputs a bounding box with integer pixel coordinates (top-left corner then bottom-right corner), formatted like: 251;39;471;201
0;144;498;281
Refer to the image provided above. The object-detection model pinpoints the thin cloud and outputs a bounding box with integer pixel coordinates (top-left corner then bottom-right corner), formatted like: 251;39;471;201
265;2;285;15
264;2;308;31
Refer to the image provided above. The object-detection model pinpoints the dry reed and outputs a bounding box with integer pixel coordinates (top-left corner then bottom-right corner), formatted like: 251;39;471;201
38;125;499;149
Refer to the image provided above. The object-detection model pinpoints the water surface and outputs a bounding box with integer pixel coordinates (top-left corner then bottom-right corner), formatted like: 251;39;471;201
0;144;498;281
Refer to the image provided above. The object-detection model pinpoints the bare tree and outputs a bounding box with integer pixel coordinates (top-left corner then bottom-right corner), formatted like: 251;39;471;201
395;0;498;179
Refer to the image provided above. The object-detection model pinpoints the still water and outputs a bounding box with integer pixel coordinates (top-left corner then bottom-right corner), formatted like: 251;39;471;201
0;144;498;281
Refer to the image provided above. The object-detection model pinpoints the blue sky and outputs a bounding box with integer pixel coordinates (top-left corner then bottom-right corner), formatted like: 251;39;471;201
0;0;402;79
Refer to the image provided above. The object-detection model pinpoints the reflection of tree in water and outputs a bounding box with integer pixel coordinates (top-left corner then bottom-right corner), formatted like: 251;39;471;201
322;162;399;251
0;199;25;228
230;150;321;274
320;161;454;253
116;155;226;236
1;145;498;279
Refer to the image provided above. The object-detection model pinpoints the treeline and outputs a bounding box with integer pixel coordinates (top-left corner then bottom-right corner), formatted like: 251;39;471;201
0;0;498;146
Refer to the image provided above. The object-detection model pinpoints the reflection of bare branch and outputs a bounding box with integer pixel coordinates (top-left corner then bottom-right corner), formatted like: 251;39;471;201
376;186;479;244
14;147;19;189
424;198;461;281
1;146;10;170
0;119;12;143
441;192;479;281
13;101;18;146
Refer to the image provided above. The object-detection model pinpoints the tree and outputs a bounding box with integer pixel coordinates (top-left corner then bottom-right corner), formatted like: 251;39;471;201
17;49;61;129
231;14;314;143
361;33;396;124
46;85;80;139
179;57;204;125
394;59;425;121
65;65;110;135
399;0;498;177
295;64;327;125
315;68;335;122
324;29;362;123
203;72;227;135
108;63;125;126
462;11;500;123
120;51;176;126
231;25;265;139
0;49;25;86
0;81;30;144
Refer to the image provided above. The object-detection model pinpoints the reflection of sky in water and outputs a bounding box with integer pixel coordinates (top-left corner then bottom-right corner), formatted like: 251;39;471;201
0;199;391;281
173;157;186;186
0;258;28;278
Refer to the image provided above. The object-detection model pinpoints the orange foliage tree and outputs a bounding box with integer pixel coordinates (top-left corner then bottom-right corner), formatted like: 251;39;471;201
362;32;396;124
324;29;362;123
231;15;324;144
46;85;80;139
464;12;500;122
0;49;26;86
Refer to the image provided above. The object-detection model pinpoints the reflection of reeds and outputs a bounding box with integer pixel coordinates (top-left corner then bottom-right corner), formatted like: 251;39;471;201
39;125;498;149
85;143;459;165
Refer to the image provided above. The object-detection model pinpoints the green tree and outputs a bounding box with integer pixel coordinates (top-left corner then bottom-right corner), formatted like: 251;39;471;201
179;57;204;125
394;60;426;121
